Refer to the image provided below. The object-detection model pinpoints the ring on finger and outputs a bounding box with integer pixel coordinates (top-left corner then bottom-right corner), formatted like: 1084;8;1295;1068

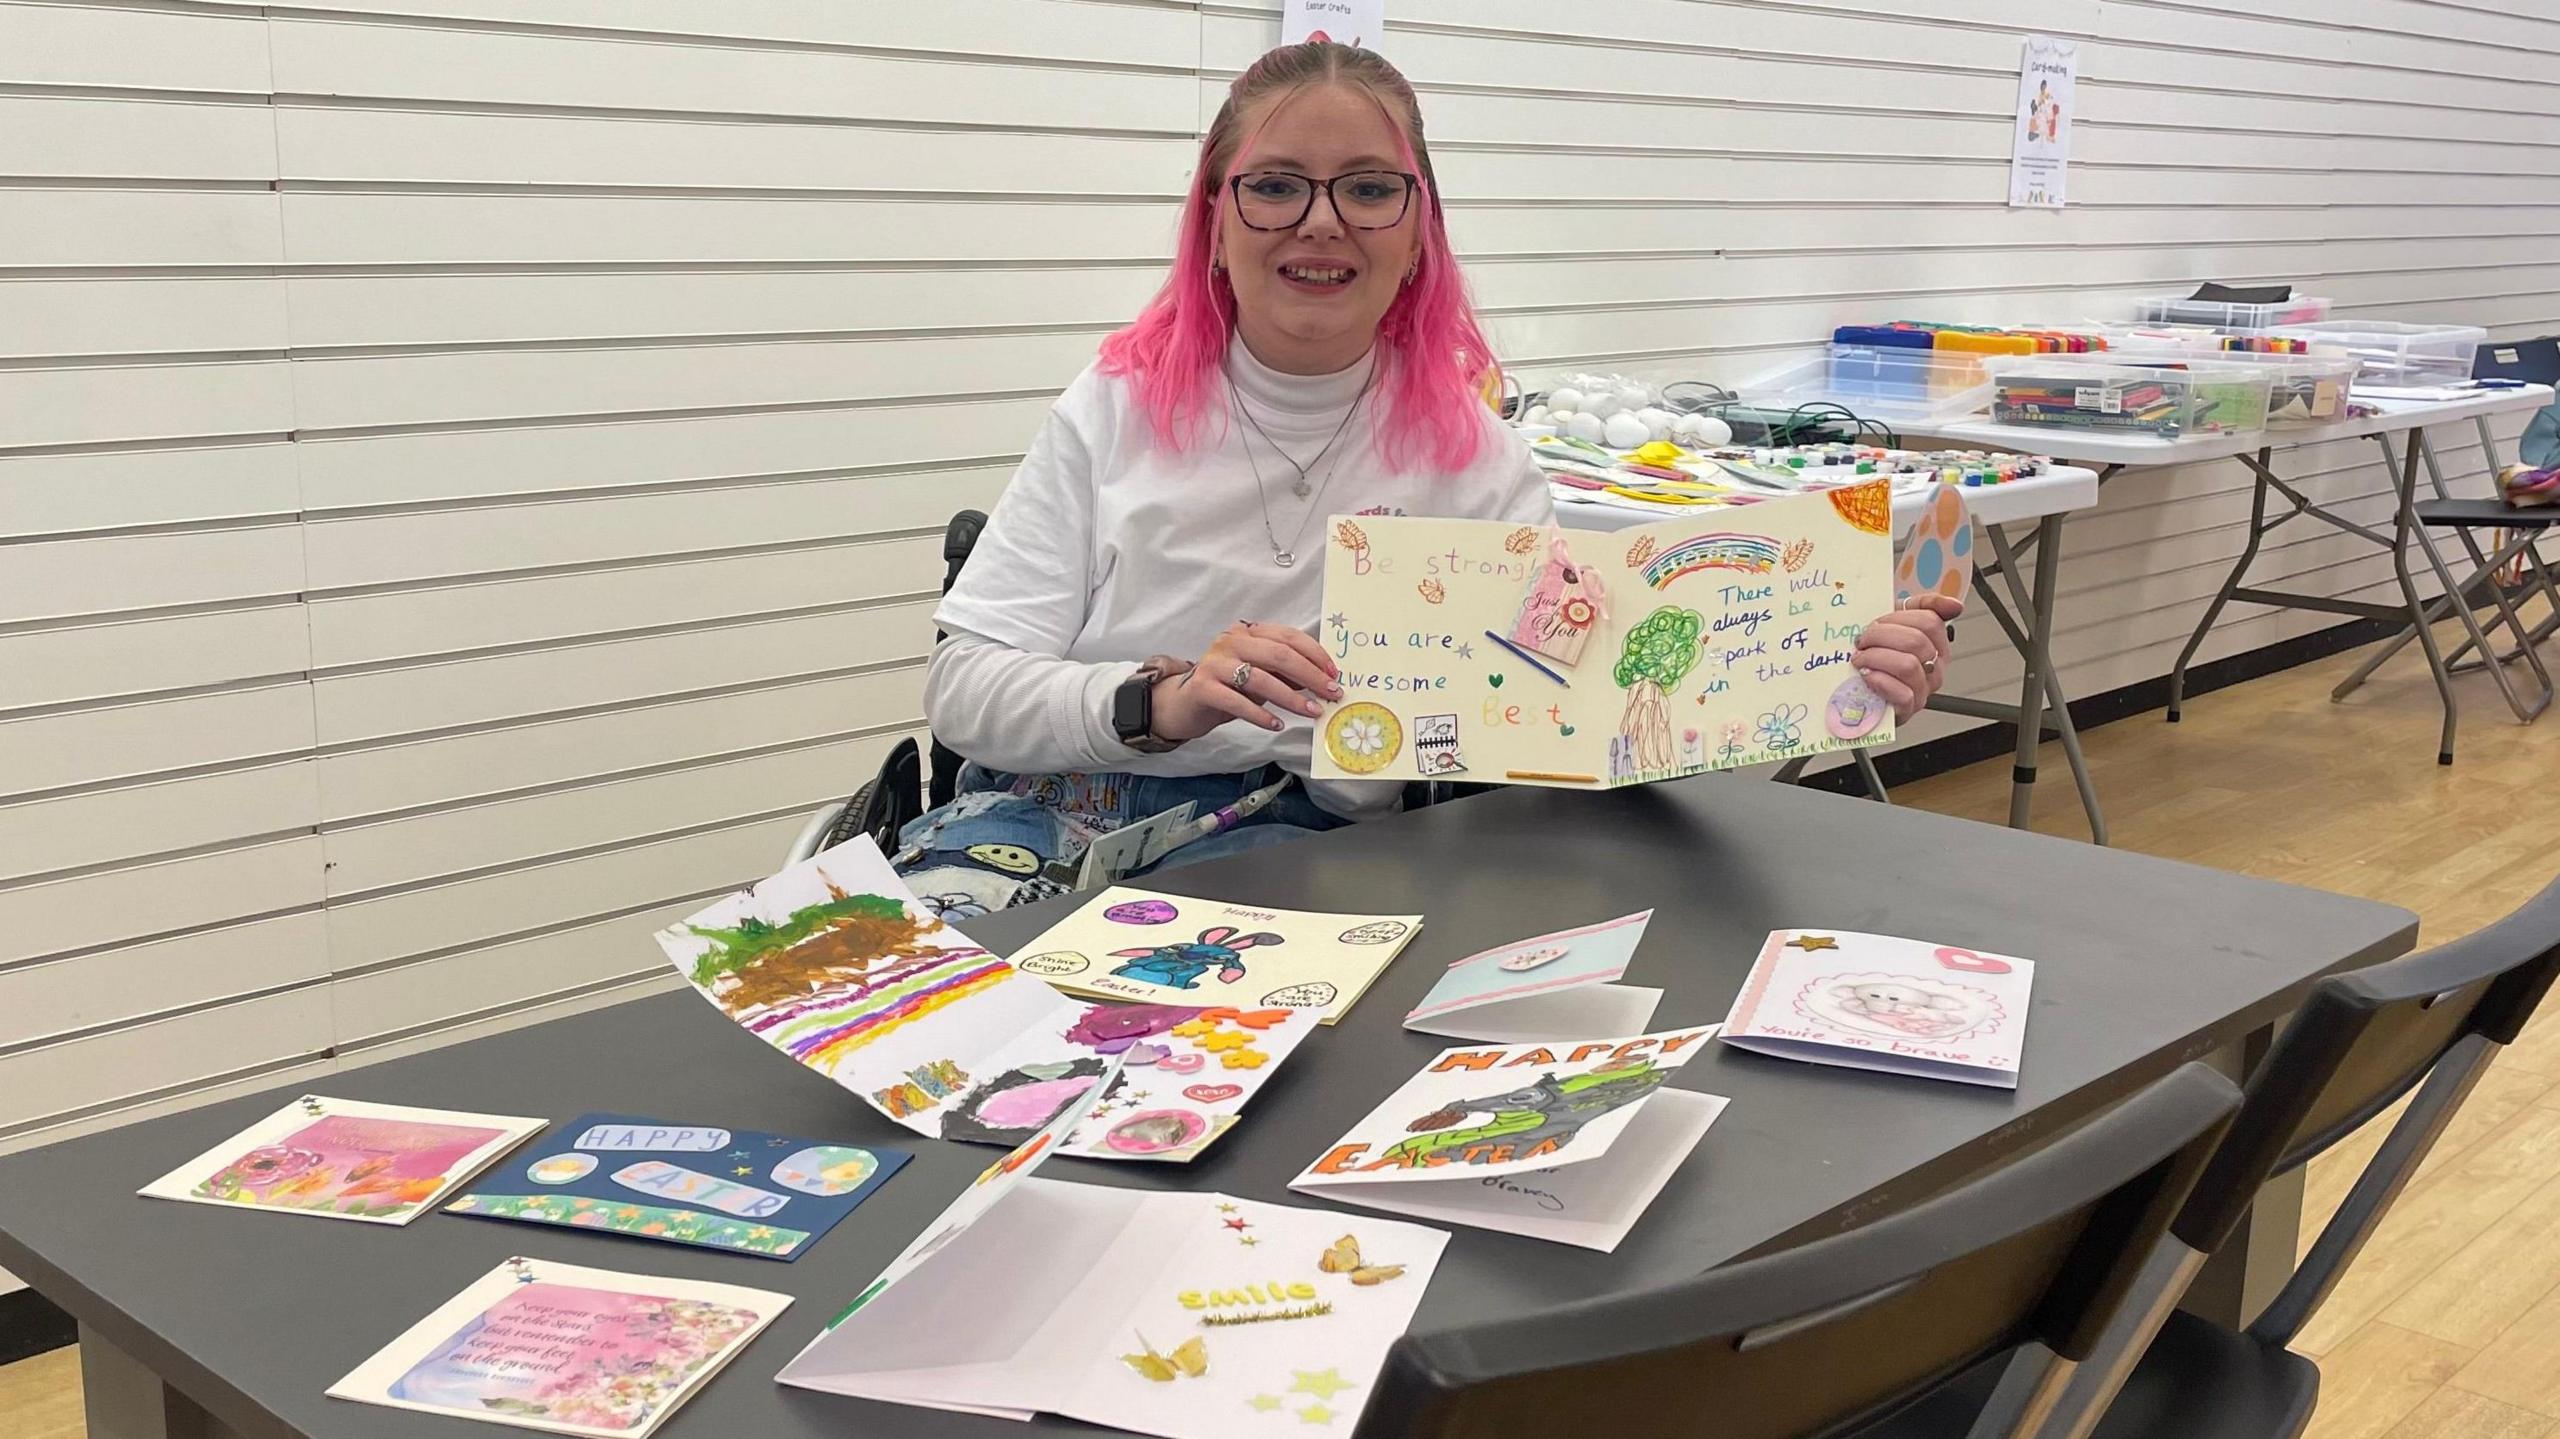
1921;655;1938;675
1232;661;1254;690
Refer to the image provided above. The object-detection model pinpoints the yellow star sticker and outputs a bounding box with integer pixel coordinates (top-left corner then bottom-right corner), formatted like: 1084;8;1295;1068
1221;1047;1271;1070
1788;934;1840;952
733;1165;755;1176
1246;1395;1282;1413
1238;1234;1261;1247
1170;1019;1217;1039
1195;1031;1249;1053
1288;1368;1356;1402
1297;1403;1337;1425
1216;1202;1240;1214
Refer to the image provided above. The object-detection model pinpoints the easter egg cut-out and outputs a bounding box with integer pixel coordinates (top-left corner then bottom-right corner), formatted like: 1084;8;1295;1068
1936;946;2013;975
772;1145;880;1197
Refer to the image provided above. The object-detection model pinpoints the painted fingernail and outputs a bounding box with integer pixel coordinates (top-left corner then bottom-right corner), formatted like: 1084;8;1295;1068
1301;700;1323;716
1325;684;1343;698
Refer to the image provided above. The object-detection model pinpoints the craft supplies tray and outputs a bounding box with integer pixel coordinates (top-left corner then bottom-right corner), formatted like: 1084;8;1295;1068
1984;358;2273;440
1739;346;1995;425
2131;294;2331;332
2049;347;2359;427
2266;321;2487;386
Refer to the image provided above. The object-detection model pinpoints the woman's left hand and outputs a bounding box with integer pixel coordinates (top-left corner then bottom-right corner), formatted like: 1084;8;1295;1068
1853;594;1964;722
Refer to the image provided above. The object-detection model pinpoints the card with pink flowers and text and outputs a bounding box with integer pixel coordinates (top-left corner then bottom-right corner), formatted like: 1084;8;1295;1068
138;1094;544;1225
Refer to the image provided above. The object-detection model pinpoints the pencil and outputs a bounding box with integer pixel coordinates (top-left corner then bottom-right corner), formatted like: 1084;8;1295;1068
1506;771;1601;784
1484;632;1569;687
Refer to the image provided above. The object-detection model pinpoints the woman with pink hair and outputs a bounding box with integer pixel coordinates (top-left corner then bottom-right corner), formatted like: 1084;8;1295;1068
899;41;1956;909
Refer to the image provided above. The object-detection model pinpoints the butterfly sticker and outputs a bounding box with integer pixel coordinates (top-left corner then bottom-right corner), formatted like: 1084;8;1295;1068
1318;1234;1406;1287
1123;1333;1209;1383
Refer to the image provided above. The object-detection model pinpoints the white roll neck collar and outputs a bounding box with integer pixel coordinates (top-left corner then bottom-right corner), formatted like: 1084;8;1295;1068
1225;334;1379;426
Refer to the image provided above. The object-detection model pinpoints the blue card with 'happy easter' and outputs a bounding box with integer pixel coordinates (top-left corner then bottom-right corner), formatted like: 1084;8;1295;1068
445;1113;908;1261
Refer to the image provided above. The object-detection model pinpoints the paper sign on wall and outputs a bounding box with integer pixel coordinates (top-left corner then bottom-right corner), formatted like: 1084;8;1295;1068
1313;484;1896;790
2009;35;2077;209
1282;0;1386;48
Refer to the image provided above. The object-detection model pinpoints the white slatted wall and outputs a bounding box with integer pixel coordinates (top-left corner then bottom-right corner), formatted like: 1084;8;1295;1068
4;0;2555;1149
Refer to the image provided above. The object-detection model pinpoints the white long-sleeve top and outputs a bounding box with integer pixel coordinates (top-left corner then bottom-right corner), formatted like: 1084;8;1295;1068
926;338;1555;821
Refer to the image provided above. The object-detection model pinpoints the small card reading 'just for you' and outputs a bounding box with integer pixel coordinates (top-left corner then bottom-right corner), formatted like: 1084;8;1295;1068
1719;930;2035;1089
1402;911;1660;1042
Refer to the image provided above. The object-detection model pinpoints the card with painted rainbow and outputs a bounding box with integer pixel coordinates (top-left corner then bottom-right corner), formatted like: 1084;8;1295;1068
1313;483;1895;790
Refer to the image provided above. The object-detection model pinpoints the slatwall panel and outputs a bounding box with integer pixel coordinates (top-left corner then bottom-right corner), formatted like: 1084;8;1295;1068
4;0;2556;1151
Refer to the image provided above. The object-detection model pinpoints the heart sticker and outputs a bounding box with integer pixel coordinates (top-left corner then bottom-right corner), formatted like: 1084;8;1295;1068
1559;723;1577;736
1122;1042;1170;1067
1489;673;1505;688
1184;1084;1243;1104
1158;1052;1206;1074
1936;946;2012;975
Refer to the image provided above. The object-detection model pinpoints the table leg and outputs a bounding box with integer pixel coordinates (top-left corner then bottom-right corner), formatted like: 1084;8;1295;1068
2180;1027;2307;1329
1983;517;2108;844
2169;447;2276;722
2366;431;2463;764
80;1323;243;1439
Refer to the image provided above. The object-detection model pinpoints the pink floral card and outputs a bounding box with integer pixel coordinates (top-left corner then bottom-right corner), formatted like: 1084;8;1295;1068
139;1095;545;1225
1719;929;2035;1088
329;1257;789;1437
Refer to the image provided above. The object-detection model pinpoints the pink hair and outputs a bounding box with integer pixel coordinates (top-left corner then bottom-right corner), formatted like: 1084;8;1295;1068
1097;41;1495;475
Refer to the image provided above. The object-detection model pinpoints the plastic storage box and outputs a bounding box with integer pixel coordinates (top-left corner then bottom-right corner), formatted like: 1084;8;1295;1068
2266;321;2486;386
1986;358;2274;440
1740;345;1995;425
2132;294;2332;331
2081;342;2362;427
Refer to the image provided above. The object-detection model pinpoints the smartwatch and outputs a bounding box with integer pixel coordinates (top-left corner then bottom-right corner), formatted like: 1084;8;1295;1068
1111;656;1193;753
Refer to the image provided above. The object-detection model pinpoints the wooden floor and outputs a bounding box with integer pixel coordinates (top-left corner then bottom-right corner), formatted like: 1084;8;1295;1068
1;624;2555;1438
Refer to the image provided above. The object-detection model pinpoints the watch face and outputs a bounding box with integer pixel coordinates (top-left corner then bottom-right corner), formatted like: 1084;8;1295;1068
1113;677;1150;740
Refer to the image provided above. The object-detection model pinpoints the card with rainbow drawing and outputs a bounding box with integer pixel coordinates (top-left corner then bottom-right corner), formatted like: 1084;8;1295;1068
659;837;1313;1162
1312;483;1894;789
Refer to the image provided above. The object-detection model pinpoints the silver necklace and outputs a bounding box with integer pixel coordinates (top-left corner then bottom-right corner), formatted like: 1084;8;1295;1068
1227;364;1372;500
1227;369;1372;569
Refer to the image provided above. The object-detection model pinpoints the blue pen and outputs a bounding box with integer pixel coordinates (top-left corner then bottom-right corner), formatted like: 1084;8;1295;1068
1484;631;1570;687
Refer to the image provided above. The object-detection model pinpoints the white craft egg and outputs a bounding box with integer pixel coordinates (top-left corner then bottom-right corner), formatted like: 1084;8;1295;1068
1682;414;1735;446
1634;406;1677;441
1545;386;1585;415
1586;392;1626;420
1602;412;1651;449
1615;383;1653;412
1524;405;1552;425
1561;412;1608;445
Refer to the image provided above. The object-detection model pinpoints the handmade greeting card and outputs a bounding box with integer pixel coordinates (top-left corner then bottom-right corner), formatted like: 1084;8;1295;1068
781;1178;1446;1439
327;1257;789;1437
1314;484;1895;789
1403;910;1661;1042
1720;929;2036;1088
1055;1003;1320;1163
1012;887;1424;1023
1289;1027;1724;1249
663;835;1114;1149
139;1095;543;1226
446;1115;908;1261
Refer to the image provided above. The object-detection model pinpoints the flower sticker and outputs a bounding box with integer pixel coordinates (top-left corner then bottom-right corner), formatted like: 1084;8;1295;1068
1323;703;1402;775
1754;703;1809;751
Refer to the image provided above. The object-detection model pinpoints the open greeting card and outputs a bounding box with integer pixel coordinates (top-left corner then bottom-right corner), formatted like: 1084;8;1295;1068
1290;1027;1726;1251
1313;483;1895;790
1011;886;1423;1024
328;1257;789;1438
1403;910;1661;1041
781;1073;1447;1439
1720;929;2035;1088
663;838;1310;1161
447;1115;908;1260
139;1095;543;1226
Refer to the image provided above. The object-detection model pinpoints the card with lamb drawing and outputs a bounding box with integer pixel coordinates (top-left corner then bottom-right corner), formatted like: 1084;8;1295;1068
1719;929;2034;1088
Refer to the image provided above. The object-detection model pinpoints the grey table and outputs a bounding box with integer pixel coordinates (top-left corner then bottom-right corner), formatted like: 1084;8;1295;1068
0;778;2416;1439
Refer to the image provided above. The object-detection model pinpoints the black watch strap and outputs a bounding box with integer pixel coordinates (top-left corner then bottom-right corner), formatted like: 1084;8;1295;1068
1112;656;1190;753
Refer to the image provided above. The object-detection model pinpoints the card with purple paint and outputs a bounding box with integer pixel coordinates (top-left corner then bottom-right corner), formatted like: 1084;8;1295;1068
1403;911;1662;1042
1012;886;1424;1023
1055;1001;1320;1163
1720;929;2035;1088
139;1096;543;1226
327;1257;788;1437
446;1114;908;1260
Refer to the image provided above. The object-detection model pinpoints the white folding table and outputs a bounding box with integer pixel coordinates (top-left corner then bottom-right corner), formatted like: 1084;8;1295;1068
1927;385;2556;765
1556;465;2111;840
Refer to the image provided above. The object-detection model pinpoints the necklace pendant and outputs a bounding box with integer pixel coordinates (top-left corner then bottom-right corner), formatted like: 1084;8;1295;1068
1274;550;1296;569
1292;478;1313;499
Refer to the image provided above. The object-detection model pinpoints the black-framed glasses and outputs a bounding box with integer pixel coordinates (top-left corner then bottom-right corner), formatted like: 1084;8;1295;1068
1227;170;1419;231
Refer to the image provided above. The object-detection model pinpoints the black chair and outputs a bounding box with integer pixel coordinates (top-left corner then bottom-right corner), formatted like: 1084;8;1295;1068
1922;871;2560;1439
1353;1062;2245;1439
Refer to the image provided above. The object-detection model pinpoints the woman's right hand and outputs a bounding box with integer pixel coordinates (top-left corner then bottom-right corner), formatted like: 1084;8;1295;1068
1148;621;1344;744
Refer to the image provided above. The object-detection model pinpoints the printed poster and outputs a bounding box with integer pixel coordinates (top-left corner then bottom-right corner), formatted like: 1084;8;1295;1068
1282;0;1386;49
2009;35;2077;209
1313;484;1896;790
447;1115;909;1260
138;1095;543;1226
327;1257;789;1438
